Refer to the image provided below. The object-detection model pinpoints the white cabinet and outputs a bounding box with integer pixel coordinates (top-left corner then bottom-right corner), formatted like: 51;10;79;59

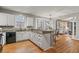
16;31;51;50
35;18;53;31
16;32;23;41
35;18;44;29
16;31;30;41
7;14;15;26
26;17;34;27
0;13;15;26
30;32;50;49
37;35;50;49
0;13;7;25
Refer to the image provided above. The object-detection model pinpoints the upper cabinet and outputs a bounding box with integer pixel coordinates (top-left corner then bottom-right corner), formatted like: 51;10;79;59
35;18;44;30
0;13;15;26
7;14;15;26
0;13;7;26
26;17;34;28
0;12;53;31
34;18;53;31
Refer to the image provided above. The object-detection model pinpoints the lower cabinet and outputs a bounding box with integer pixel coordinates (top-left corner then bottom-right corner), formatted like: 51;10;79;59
16;32;30;41
16;32;23;41
30;32;50;50
16;31;51;50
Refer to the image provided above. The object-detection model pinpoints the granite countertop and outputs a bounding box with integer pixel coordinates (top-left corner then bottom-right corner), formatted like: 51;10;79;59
0;28;55;32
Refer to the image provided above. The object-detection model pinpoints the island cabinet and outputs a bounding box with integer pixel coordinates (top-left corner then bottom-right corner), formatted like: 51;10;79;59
30;32;50;50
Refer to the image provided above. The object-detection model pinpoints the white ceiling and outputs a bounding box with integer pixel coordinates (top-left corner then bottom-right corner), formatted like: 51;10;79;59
2;6;79;18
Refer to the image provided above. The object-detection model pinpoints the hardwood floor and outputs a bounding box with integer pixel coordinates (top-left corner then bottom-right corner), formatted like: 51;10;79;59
44;47;56;53
2;34;79;53
2;40;43;53
45;35;79;53
55;35;79;53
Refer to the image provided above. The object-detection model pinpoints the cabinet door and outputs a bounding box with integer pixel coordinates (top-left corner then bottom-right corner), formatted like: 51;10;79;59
16;32;29;41
7;14;15;26
0;13;7;25
16;32;23;41
36;34;50;49
30;32;50;49
22;32;29;40
27;17;34;27
35;18;43;29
